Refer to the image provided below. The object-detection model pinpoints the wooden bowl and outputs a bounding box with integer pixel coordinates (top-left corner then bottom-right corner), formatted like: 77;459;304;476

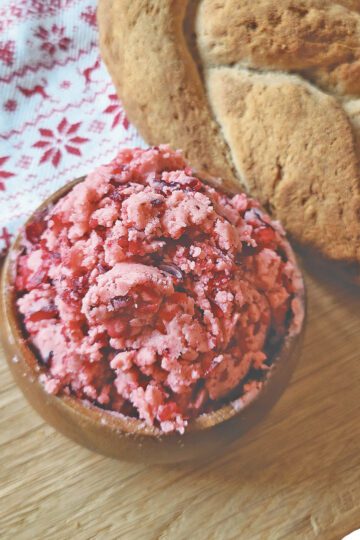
0;180;305;464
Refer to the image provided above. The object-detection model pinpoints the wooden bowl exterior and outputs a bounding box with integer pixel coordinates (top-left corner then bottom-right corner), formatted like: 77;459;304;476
0;180;305;464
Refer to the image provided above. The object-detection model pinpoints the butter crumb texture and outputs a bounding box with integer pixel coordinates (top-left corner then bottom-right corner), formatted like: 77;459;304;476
15;146;303;433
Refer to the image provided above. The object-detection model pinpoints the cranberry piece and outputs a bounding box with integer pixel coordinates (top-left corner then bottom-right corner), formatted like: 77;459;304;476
106;318;127;338
241;244;258;257
138;287;160;311
253;226;276;249
151;179;167;193
109;188;126;202
155;319;166;334
159;263;183;281
169;180;180;187
25;214;47;244
179;235;192;248
219;368;229;383
117;236;128;248
97;262;109;274
253;209;276;229
210;302;223;319
89;217;98;229
272;301;290;330
158;303;179;322
242;225;278;255
207;273;228;293
169;291;188;304
202;354;215;377
42;351;53;366
15;274;26;291
108;295;132;312
61;289;76;304
27;269;47;290
50;212;62;224
187;178;203;192
138;302;159;316
49;212;65;234
110;165;125;177
50;251;61;262
128;240;143;254
15;256;32;290
121;400;138;417
158;402;179;422
27;304;58;322
62;274;90;305
151;198;164;207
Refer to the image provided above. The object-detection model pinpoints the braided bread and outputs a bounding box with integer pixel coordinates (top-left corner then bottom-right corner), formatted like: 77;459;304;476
98;0;360;273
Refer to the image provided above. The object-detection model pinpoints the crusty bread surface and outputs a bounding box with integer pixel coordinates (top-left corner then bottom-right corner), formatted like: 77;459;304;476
98;0;360;268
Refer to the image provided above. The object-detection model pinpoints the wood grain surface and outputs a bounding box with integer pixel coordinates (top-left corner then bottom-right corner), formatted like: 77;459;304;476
1;260;359;540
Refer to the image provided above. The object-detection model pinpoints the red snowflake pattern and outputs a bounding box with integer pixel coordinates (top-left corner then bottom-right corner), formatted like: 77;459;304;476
34;25;71;56
83;58;100;84
81;6;97;27
0;40;15;66
0;156;14;191
9;6;21;19
33;118;89;167
4;99;17;112
29;0;75;18
103;94;129;130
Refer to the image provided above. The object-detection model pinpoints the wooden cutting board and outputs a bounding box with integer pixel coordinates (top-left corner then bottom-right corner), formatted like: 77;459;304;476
1;259;359;540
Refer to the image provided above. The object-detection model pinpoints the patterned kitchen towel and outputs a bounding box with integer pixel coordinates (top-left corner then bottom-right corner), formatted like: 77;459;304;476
0;0;144;256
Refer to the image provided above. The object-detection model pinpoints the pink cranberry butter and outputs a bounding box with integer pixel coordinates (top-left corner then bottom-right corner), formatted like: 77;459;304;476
15;146;303;434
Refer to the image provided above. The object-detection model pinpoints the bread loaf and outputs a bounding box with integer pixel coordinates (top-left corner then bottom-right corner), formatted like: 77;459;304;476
98;0;360;272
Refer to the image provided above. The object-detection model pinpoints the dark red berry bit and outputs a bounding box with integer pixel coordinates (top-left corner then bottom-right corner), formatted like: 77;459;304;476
25;213;47;244
89;217;98;228
253;226;277;250
210;301;224;319
27;269;47;290
97;262;109;274
128;239;144;255
253;209;275;230
168;181;180;189
187;178;203;192
108;295;132;312
111;164;127;176
121;400;138;417
117;236;128;248
42;351;54;366
50;251;61;262
158;402;179;422
49;212;66;234
110;189;124;203
159;263;183;281
62;274;90;304
28;304;58;322
151;198;164;207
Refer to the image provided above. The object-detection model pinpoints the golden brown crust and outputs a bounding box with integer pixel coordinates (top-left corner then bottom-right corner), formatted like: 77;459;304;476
98;0;360;269
206;68;360;262
344;98;360;154
98;0;237;192
196;0;360;96
335;0;360;11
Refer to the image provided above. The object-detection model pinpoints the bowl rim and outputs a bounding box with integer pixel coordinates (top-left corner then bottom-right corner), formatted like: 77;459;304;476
1;177;306;439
